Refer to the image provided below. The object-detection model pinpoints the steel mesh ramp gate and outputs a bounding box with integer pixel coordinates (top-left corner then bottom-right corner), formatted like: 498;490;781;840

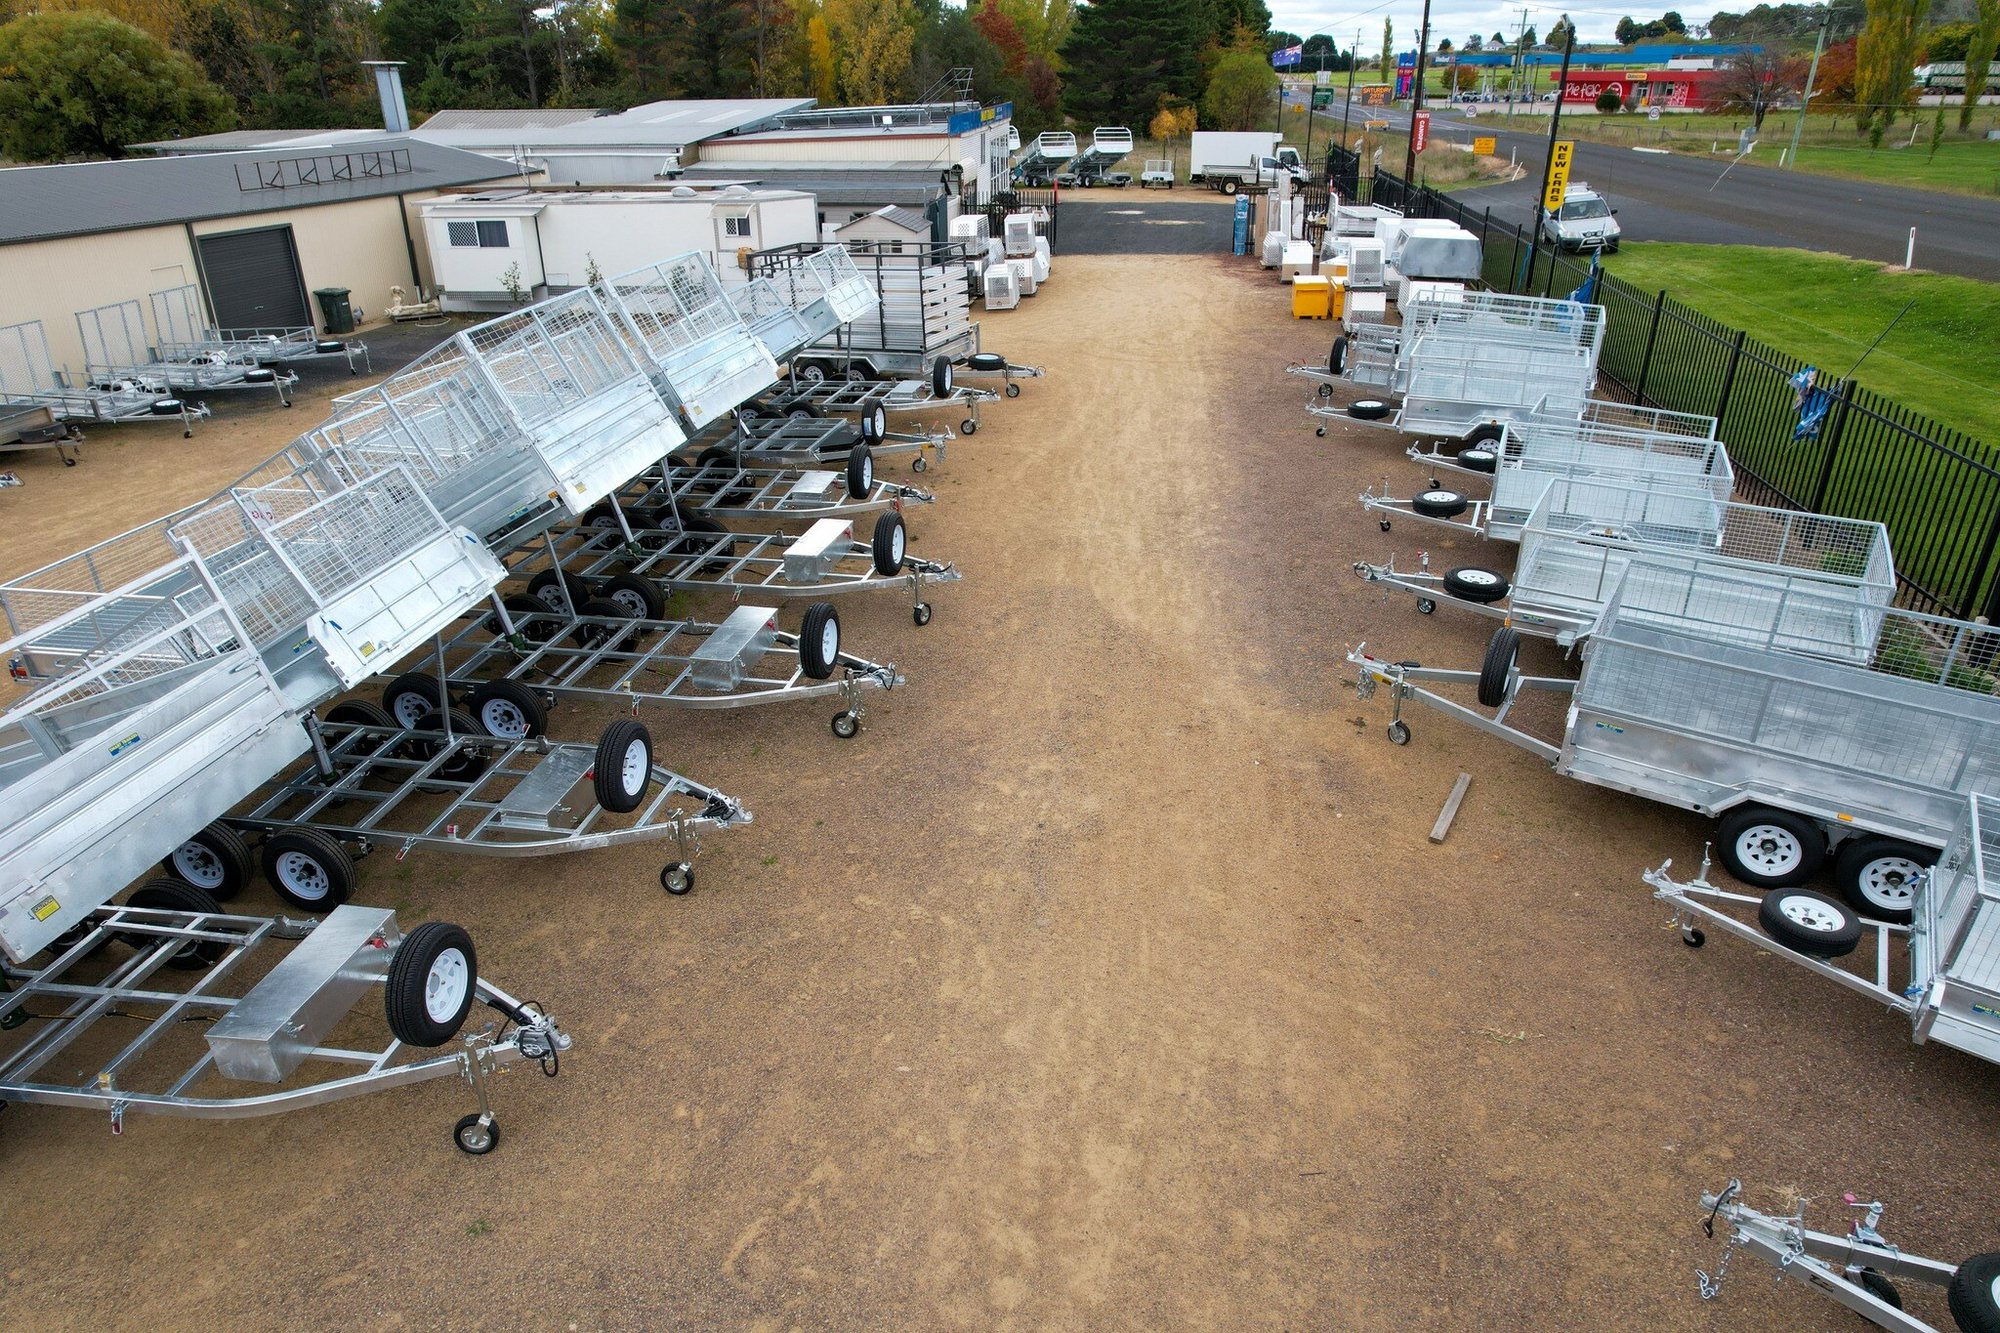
598;257;778;431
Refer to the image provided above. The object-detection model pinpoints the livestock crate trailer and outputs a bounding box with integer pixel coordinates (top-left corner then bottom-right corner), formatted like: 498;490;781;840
1353;474;1894;648
1347;571;2000;915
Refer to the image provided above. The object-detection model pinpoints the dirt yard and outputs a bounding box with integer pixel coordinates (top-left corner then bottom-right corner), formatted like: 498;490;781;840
3;261;1995;1330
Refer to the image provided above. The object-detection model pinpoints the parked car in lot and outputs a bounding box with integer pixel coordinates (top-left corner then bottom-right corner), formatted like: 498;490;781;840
1540;183;1622;253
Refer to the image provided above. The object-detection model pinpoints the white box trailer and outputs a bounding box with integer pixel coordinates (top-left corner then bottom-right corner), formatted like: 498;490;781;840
423;186;820;312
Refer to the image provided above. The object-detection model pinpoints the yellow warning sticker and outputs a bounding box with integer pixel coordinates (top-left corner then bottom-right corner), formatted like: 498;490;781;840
31;896;61;921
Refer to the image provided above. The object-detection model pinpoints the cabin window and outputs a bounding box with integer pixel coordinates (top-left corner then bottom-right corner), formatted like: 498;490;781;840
448;220;509;248
723;215;751;237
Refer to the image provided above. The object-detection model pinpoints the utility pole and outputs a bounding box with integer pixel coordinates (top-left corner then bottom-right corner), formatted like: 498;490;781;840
1505;7;1528;118
1786;8;1832;169
1520;18;1574;290
1341;27;1359;149
1403;0;1433;183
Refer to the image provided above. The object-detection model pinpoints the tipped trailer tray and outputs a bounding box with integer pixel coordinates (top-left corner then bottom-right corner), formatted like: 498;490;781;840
759;374;1001;437
1347;572;2000;905
434;596;903;740
1354;475;1893;647
1361;435;1735;543
0;900;568;1152
1647;794;2000;1069
517;510;960;626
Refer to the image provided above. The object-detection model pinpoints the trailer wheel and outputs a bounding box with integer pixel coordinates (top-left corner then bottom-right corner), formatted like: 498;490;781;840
661;862;695;895
696;445;738;470
382;672;447;728
325;700;396;731
1832;837;1931;924
931;356;953;397
846;443;874;497
454;1113;500;1155
1463;422;1505;447
871;512;907;576
385;922;478;1047
466;680;548;740
1477;627;1520;708
960;418;978;435
1387;720;1411;746
914;602;933;626
968;353;1006;373
527;569;594;616
162;822;253;901
1948;1251;2000;1333
1348;399;1391;421
1444;567;1510;603
862;405;887;443
487;594;556;643
1329;336;1347;376
407;709;489;783
581;500;621;531
593;719;653;813
262;829;356;910
1456;447;1498;473
569;597;634;649
121;880;227;967
1411;489;1468;518
599;572;666;621
1757;887;1861;958
1718;806;1824;888
799;603;841;680
1850;1269;1904;1312
1005;383;1021;398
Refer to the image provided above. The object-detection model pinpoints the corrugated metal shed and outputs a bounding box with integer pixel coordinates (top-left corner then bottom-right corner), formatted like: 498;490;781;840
0;137;522;246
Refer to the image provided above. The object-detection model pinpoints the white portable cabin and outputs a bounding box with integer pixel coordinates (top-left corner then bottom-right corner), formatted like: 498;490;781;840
422;185;819;311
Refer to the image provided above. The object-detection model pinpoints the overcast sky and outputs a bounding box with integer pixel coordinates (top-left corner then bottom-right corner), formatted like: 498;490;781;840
1267;1;1720;49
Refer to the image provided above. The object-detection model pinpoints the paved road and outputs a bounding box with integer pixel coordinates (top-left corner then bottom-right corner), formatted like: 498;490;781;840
1059;196;1234;255
1359;105;2000;282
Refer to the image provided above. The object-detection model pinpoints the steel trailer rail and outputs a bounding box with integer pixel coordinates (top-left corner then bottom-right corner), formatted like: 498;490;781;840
759;373;1001;436
0;900;569;1152
151;283;372;374
1347;570;2000;906
699;410;955;472
1405;401;1721;480
76;298;299;407
1353;475;1894;648
605;456;933;525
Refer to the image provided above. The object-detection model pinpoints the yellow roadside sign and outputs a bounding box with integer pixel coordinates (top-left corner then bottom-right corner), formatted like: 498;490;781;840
1543;141;1574;212
1473;136;1496;155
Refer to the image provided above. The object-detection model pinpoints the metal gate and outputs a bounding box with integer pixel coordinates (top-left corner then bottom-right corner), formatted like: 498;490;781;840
198;226;312;332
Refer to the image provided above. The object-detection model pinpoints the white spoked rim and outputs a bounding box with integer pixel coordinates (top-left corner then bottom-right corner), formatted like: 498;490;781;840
424;946;471;1023
1737;825;1806;878
1354;400;1386;411
479;698;530;739
820;616;841;664
621;737;650;796
1454;569;1503;588
889;524;906;566
171;841;226;889
391;692;435;728
1775;893;1845;934
855;453;873;492
1419;490;1461;505
1460;449;1496;464
533;584;570;612
870;407;886;438
273;850;332;902
1856;856;1923;910
609;589;648;618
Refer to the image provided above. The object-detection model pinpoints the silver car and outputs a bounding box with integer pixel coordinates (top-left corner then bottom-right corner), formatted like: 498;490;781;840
1541;185;1621;253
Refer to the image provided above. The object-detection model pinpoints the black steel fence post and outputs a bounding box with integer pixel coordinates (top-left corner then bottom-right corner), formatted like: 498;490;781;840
1507;230;1522;294
1714;328;1748;421
1542;251;1560;298
1807;379;1853;512
1634;289;1666;405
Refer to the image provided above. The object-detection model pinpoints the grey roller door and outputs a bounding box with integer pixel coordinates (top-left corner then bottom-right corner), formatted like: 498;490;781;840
198;226;312;332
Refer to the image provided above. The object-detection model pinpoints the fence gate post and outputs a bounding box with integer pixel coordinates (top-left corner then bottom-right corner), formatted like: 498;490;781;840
1713;328;1748;422
1807;379;1853;512
1634;289;1666;405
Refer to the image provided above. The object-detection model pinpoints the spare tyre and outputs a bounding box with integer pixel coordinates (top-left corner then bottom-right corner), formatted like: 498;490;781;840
1348;399;1390;421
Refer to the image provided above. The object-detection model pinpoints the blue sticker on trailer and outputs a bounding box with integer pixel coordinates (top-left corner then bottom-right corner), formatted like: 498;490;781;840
1232;196;1251;255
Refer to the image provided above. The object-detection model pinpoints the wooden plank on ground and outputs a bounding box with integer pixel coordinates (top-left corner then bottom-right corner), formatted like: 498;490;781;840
1429;773;1473;844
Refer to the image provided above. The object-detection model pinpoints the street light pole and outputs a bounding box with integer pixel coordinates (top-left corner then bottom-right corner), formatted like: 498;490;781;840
1787;9;1832;169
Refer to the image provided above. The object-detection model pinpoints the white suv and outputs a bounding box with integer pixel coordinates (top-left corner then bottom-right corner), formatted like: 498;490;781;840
1540;183;1621;253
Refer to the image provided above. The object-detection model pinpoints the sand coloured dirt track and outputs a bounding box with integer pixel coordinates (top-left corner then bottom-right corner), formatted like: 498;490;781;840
1;259;1994;1329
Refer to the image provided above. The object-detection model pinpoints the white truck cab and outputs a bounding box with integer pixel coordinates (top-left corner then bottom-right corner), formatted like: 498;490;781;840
1541;182;1621;253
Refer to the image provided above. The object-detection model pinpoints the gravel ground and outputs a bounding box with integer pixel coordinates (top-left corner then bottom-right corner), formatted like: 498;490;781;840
2;261;1995;1329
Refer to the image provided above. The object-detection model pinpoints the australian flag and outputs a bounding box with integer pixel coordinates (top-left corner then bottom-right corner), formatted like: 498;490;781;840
1272;44;1303;68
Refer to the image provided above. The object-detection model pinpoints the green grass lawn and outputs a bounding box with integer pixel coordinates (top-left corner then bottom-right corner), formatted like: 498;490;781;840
1601;243;2000;447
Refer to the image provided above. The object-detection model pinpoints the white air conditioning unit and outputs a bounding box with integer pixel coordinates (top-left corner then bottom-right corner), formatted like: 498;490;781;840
984;263;1020;310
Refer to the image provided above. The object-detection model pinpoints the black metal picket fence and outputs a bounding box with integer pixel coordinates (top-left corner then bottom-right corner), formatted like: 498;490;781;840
1318;147;2000;623
960;183;1060;252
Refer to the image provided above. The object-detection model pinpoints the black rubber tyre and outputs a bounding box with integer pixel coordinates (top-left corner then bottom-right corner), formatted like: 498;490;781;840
527;568;594;615
121;880;227;968
846;443;874;497
871;512;907;576
1444;567;1510;603
466;680;548;739
1348;399;1391;421
455;1113;500;1155
673;516;729;555
961;418;978;435
798;603;841;680
488;593;556;642
1328;336;1347;376
1477;627;1519;707
151;398;185;416
598;571;666;621
384;922;478;1048
581;500;622;530
381;671;447;728
325;699;396;731
1717;806;1825;889
161;822;253;901
261;828;356;910
1223;179;1239;195
1850;1269;1903;1312
406;708;489;782
967;352;1006;373
245;367;276;383
1411;489;1469;519
1005;382;1021;397
696;444;737;470
1757;887;1862;958
1463;422;1505;447
1948;1250;2000;1333
1832;837;1932;924
593;719;652;813
861;404;887;444
931;355;953;397
567;596;634;649
1456;446;1498;473
661;862;695;896
315;339;344;354
1387;720;1411;745
913;602;933;626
